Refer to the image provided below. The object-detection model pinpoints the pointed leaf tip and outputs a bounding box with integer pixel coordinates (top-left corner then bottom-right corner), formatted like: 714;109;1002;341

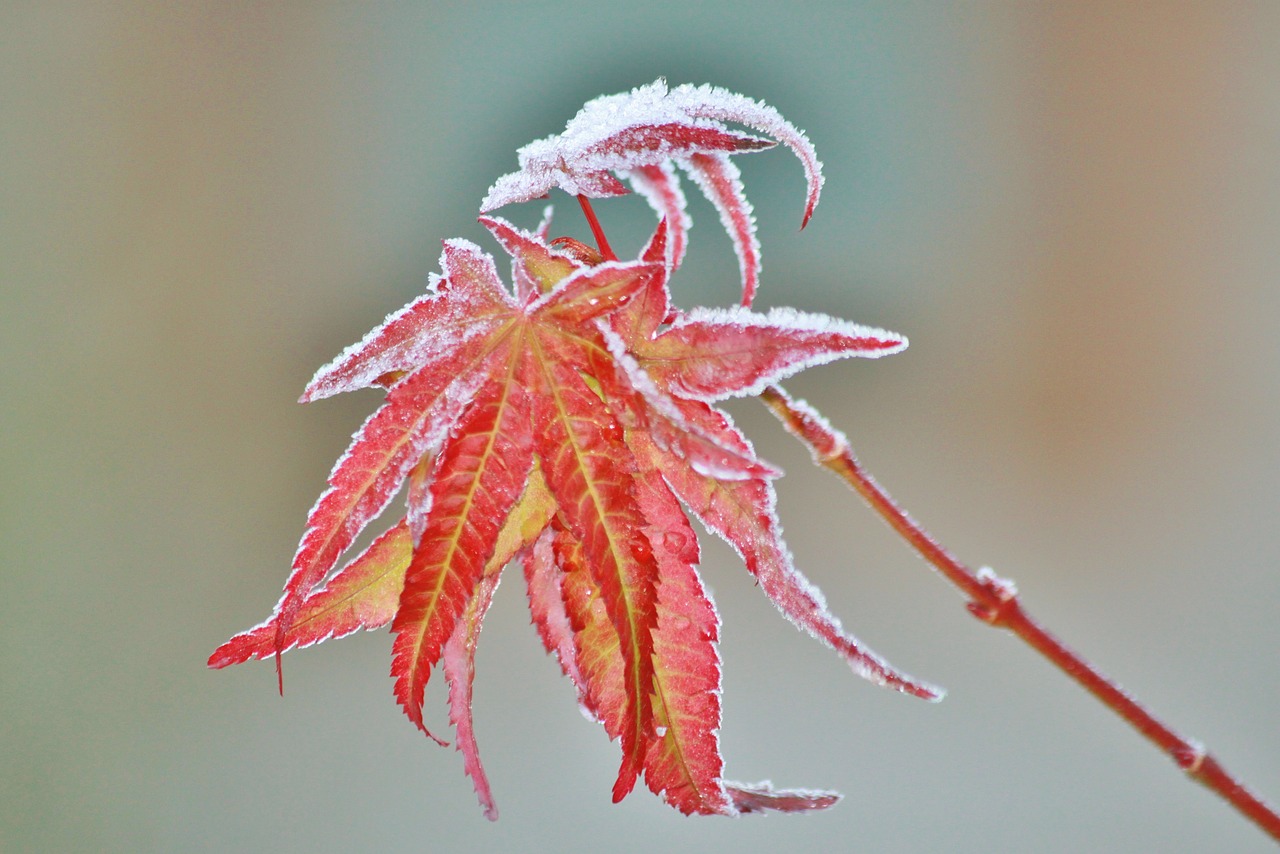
444;572;503;820
208;522;412;670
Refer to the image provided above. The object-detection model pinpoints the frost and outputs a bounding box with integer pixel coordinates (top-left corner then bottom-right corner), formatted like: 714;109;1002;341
640;305;907;402
653;408;941;701
275;356;496;650
599;321;773;481
976;566;1017;601
534;204;555;238
443;571;503;820
680;152;761;305
481;79;824;300
479;214;582;303
482;79;777;209
664;81;825;226
302;241;516;403
625;162;690;274
207;521;411;668
725;781;842;814
763;388;851;464
302;294;500;403
686;454;754;483
440;237;514;302
212;82;935;821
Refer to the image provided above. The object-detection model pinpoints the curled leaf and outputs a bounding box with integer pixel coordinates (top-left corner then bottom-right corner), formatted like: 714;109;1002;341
482;79;823;304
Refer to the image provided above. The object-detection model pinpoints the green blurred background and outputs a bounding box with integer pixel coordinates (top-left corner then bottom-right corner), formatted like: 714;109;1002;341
4;3;1278;852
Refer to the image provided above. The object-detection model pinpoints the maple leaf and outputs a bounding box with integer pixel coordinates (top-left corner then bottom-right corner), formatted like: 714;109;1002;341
481;78;824;307
210;82;943;821
210;212;938;818
205;81;1280;842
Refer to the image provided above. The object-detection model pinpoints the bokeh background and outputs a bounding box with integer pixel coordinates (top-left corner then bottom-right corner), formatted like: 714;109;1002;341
4;3;1278;852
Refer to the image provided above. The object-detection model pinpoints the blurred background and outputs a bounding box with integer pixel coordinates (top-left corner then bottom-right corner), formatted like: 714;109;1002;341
4;3;1278;852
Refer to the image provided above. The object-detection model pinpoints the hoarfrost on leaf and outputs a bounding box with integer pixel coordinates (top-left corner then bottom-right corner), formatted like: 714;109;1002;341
481;78;825;306
211;81;938;821
637;305;908;401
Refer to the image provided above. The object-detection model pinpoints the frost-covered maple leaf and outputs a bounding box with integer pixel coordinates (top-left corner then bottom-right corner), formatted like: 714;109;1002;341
481;78;823;307
205;80;1280;841
209;213;939;818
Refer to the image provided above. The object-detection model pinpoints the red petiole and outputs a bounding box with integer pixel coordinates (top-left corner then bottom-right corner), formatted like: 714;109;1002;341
577;195;618;262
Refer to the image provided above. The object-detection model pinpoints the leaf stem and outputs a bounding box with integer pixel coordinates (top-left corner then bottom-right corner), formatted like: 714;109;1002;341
758;383;1280;844
576;194;618;262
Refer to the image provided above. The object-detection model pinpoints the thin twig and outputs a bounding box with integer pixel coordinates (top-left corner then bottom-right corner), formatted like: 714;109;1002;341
759;383;1280;844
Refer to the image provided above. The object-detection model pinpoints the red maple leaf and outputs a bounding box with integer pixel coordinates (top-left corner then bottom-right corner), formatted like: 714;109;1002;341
210;83;941;819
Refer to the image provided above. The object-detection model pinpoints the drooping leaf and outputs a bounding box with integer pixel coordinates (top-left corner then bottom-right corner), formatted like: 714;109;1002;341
629;434;733;815
626;163;689;275
442;570;502;820
273;242;521;661
405;451;434;547
208;521;411;668
529;349;659;801
441;465;555;821
391;351;534;734
555;523;626;736
726;782;842;814
671;82;825;228
481;78;823;303
523;527;589;703
643;398;941;701
272;350;497;671
681;152;761;306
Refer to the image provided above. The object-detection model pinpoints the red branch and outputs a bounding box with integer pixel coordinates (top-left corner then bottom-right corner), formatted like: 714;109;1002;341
758;383;1280;844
